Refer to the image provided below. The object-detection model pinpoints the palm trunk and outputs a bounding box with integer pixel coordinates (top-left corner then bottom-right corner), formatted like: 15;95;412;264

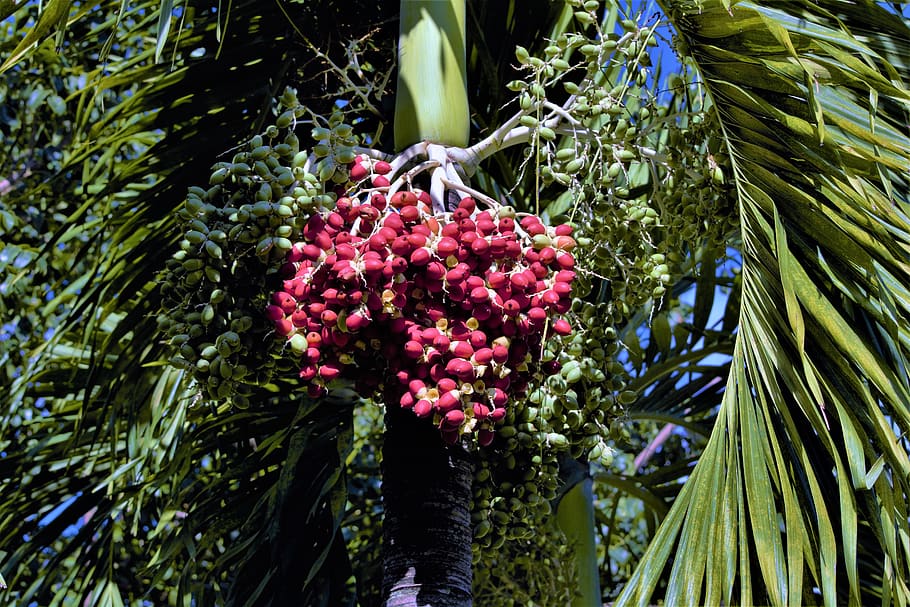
381;404;474;606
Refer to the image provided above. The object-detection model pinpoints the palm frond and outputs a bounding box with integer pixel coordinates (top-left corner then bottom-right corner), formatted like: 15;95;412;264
618;2;910;605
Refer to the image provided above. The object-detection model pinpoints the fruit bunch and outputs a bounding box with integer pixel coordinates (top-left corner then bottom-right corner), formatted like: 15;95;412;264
266;164;577;443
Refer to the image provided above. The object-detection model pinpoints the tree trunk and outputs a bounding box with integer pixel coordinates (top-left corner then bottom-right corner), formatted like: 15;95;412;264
381;404;474;606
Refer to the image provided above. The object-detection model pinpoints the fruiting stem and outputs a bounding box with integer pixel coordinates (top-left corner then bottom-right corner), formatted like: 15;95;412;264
394;0;470;150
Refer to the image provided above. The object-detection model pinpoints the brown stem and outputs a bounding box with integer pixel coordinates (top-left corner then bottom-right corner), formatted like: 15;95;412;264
381;404;474;607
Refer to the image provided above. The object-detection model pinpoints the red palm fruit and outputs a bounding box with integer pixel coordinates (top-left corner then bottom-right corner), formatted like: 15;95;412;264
433;333;451;350
542;290;561;307
317;361;341;380
436;390;462;413
439;222;459;238
470;237;490;255
400;392;416;409
530;262;549;279
476;218;496;235
371;192;387;211
473;302;493;321
555;299;571;314
417;190;432;205
414;399;433;418
291;309;309;327
445;264;469;282
434;238;457;260
473;402;491;419
505;240;522;259
308;301;325;315
345;312;370;332
305;346;321;363
554;224;573;236
451;341;474;359
390;191;418;208
410;248;431;266
552;318;572;335
363;258;385;276
519;215;538;229
302;243;322;260
469;329;487;348
552;281;572;296
305;213;326;235
407;232;428;247
314;230;333;251
486;271;508;289
451;359;476;382
492;344;509;364
299;364;317;380
459;197;476;211
437;377;457;393
409;379;428;398
306;331;322;346
478;428;495;446
335;197;353;217
539;246;557;265
390;235;411;256
321;309;338;326
459;217;476;233
335;243;356;260
469;286;489;303
420;327;440;343
383;212;404;232
326;212;345;231
556;252;575;269
404;340;423;359
371;174;390;188
275;319;294;336
489;407;507;422
527;306;547;324
444;409;465;427
399;205;420;223
489;238;507;257
425;261;446;280
498;216;515;232
373;160;391;174
502;299;521;317
491;388;508;407
510;272;529;291
395;370;410;385
526;222;546;236
555;269;576;283
349;162;368;181
266;305;285;321
473;347;494;364
308;384;327;398
459;230;477;246
390;256;408;273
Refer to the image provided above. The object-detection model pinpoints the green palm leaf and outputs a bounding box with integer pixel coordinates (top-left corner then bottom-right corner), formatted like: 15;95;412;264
618;2;910;605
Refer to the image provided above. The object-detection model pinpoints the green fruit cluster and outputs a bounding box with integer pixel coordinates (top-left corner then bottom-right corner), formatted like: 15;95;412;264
158;88;342;406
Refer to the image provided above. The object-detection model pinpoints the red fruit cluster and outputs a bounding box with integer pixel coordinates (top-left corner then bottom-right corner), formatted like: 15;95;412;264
266;187;576;444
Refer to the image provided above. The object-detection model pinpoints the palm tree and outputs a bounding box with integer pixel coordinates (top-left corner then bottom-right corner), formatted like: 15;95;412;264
1;1;908;606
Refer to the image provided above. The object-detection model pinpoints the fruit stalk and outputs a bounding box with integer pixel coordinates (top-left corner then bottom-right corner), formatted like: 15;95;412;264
394;0;469;150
